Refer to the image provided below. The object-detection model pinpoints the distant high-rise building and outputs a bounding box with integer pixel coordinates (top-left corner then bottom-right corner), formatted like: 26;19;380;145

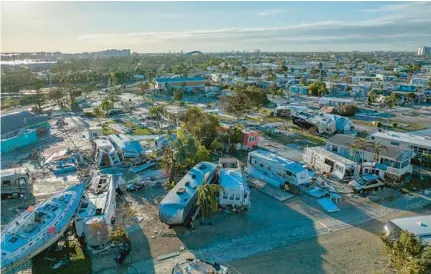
417;46;431;56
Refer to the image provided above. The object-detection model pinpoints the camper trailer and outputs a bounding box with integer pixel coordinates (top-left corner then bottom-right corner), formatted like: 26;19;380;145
1;168;32;199
218;158;250;211
247;150;309;189
75;173;116;251
159;162;218;227
303;146;359;181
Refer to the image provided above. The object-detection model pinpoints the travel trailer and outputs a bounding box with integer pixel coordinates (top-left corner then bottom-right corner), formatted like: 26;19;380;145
218;158;250;211
1;168;33;199
1;183;86;272
75;174;116;251
93;138;122;169
159;162;218;227
303;146;360;181
247;149;310;188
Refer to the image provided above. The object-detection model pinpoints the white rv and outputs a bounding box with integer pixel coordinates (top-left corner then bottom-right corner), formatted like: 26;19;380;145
247;150;309;188
303;146;359;181
75;173;116;251
218;158;250;210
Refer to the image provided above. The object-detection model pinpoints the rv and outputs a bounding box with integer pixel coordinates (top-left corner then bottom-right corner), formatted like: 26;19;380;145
303;146;360;181
1;168;33;199
159;162;218;227
218;158;250;211
247;149;309;189
75;173;116;251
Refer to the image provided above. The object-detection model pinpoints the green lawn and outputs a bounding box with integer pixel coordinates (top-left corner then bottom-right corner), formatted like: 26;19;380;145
102;122;120;135
33;238;92;274
131;127;153;135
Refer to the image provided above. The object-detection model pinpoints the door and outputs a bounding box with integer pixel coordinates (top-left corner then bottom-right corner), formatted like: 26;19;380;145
17;177;28;195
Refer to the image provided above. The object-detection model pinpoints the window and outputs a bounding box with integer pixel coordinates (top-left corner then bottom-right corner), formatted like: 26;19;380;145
391;142;400;146
260;163;264;168
222;192;228;200
331;145;338;153
235;194;240;200
248;136;256;143
2;180;11;187
18;178;27;186
229;194;234;200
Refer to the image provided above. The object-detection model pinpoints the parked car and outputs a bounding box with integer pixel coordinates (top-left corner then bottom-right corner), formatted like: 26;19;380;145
348;174;385;193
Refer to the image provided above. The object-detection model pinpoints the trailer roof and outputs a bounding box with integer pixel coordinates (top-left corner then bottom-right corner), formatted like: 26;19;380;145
390;215;431;237
219;169;248;191
249;149;306;174
306;146;358;166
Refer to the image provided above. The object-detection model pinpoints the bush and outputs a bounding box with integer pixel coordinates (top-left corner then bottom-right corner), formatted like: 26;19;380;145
376;121;383;128
335;104;359;116
392;122;398;128
411;154;431;168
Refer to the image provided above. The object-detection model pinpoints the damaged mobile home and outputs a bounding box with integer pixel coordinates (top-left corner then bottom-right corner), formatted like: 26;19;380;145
303;146;360;181
291;111;336;135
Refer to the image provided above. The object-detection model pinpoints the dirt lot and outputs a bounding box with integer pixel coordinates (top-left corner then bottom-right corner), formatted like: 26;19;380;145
230;209;431;274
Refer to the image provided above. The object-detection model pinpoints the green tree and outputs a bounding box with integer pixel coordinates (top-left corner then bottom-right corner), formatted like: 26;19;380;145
148;105;166;120
221;90;251;120
406;92;417;103
101;98;114;115
384;94;397;108
308;81;327;97
197;172;223;225
92;106;103;125
368;89;379;104
173;89;184;101
181;107;220;149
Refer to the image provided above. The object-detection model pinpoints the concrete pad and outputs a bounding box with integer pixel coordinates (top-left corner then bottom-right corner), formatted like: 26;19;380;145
254;183;295;202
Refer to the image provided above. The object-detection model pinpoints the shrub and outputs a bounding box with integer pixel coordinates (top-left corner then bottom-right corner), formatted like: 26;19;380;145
392;122;398;128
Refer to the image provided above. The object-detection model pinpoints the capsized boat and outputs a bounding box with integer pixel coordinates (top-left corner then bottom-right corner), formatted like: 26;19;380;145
1;183;86;272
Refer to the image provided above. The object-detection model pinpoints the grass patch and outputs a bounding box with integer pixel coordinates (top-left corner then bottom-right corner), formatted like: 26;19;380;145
124;121;135;129
33;238;92;274
102;122;120;135
131;127;153;135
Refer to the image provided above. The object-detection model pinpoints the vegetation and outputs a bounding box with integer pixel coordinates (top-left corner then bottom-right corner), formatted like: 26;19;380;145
411;154;431;168
173;89;184;101
334;104;359;117
308;81;327;97
381;230;431;274
180;106;220;149
197;172;223;225
148;105;166;119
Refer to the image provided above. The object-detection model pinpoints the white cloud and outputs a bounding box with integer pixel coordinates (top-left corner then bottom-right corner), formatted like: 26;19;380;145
258;9;284;16
360;1;430;13
77;3;431;52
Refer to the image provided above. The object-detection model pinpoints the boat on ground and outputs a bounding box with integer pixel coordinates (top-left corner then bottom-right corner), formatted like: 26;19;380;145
1;183;86;272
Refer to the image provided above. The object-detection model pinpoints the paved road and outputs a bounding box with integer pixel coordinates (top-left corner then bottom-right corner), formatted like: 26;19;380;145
97;189;431;274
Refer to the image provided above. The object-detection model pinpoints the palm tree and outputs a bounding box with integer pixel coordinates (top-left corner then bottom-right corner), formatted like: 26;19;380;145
93;106;103;125
346;137;367;164
197;172;223;225
101;99;113;115
364;141;388;164
148;105;166;120
167;132;199;185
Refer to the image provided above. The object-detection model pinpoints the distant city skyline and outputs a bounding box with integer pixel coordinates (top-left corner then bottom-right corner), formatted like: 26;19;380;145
1;1;431;53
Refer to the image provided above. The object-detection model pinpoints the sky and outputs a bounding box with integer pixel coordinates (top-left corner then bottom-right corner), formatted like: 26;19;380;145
1;1;431;53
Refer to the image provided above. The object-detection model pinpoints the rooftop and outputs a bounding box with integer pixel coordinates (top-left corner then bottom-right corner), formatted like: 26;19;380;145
1;111;50;135
306;146;358;166
219;169;248;192
372;130;431;148
390;215;431;237
326;134;409;160
249;149;305;174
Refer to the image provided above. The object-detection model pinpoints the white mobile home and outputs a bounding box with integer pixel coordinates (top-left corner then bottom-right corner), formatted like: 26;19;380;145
218;158;250;210
303;146;359;181
247;149;309;188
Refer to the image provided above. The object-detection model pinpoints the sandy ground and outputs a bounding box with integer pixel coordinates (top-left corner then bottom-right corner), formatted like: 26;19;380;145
230;209;430;274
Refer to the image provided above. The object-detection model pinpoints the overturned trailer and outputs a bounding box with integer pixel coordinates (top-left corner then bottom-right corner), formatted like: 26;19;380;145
159;162;218;227
303;146;359;181
292;111;336;135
